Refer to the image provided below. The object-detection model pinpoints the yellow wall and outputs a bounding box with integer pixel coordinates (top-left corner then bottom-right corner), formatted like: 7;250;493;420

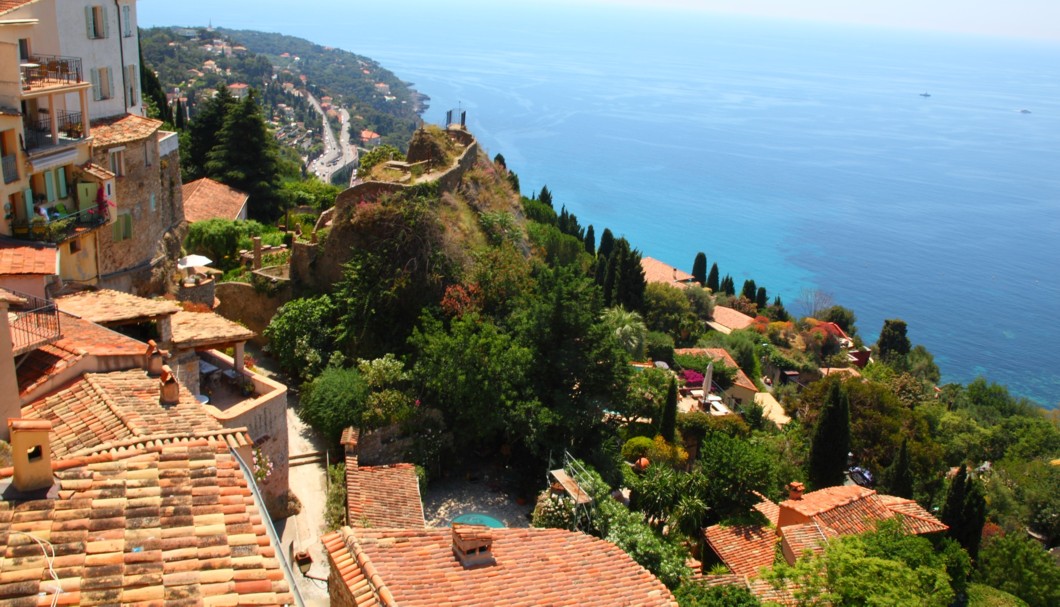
58;231;98;284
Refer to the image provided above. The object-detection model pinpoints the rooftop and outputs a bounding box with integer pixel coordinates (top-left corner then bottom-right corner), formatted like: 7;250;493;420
181;177;250;223
703;524;777;577
89;114;163;147
56;289;180;325
640;256;695;289
0;0;34;16
323;526;678;607
171;309;255;349
0;241;57;275
710;306;755;332
674;347;758;394
0;441;291;606
347;464;425;529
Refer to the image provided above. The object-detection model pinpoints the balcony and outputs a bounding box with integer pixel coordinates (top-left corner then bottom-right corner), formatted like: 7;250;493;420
7;289;61;356
10;204;108;243
23;109;85;153
2;154;17;184
20;55;83;93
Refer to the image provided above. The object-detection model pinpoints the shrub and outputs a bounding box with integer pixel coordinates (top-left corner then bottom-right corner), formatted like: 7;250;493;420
324;463;347;531
646;331;675;365
298;366;370;442
622;436;655;462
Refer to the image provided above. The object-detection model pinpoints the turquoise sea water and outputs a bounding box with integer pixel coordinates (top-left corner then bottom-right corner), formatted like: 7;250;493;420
141;2;1060;407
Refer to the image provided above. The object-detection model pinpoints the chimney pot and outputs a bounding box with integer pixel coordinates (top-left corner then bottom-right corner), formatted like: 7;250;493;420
159;365;180;406
9;418;54;493
144;339;167;376
452;524;495;568
787;481;805;501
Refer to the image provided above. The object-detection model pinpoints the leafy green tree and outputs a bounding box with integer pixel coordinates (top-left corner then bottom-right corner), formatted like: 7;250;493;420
692;252;707;286
204;89;287;219
808;380;851;488
684;285;714;321
881;438;914;499
263;295;338;382
600;307;648;360
675;582;762;607
878;318;911;362
280;178;341;211
660;377;678;442
186;85;236;180
356;354;415;430
644;282;695;338
696;432;778;521
977;534;1060;607
907;344;941;384
706;263;720;292
299;366;370;441
139;43;172;125
818;305;858;336
184;218;272;271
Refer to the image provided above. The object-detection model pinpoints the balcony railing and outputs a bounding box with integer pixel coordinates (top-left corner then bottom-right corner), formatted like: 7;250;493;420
20;54;83;91
1;154;17;184
7;289;61;356
23;109;85;152
10;204;108;243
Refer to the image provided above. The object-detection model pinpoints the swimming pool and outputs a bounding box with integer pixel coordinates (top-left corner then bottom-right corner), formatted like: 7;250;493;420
451;512;505;528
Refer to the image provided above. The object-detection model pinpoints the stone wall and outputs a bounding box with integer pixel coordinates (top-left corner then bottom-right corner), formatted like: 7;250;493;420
176;276;216;307
214;282;292;346
96;133;185;296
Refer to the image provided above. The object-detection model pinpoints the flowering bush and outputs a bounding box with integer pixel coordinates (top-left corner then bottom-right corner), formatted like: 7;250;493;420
252;446;273;483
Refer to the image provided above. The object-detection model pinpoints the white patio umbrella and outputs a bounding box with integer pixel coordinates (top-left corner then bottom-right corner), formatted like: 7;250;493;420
703;362;713;395
177;254;213;269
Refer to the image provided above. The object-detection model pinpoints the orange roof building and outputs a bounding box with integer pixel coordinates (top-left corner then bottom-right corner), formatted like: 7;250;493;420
323;525;678;607
182;177;250;223
640;257;696;290
341;427;425;529
674;347;758;405
708;305;755;334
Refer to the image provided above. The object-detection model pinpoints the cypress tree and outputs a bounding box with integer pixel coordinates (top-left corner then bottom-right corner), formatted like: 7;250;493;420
878;318;911;362
756;286;768;310
883;438;914;499
174;99;186;131
706;263;720;292
617;240;646;312
942;466;987;559
597;228;615;263
808;380;851;489
583;225;596;256
493;153;506;169
692;252;707;286
741;279;757;301
539;185;553;208
771;296;790;322
602;246;620;307
941;465;969;532
720;275;736;296
660;377;677;443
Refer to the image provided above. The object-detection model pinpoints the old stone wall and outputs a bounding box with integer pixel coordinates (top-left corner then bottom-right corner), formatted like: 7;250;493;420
214;281;292;346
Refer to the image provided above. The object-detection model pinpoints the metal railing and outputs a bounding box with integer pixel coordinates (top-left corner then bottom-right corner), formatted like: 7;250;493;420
11;204;108;243
20;54;83;90
1;154;17;184
8;288;61;356
23;109;85;151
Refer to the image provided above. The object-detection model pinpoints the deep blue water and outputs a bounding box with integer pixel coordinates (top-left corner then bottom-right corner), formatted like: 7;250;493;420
140;2;1060;407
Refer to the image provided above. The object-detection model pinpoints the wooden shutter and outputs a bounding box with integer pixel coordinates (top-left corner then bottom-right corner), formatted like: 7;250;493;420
102;6;110;39
106;68;114;100
57;167;68;199
85;6;95;38
90;68;101;100
44;170;56;202
22;188;33;219
122;213;132;239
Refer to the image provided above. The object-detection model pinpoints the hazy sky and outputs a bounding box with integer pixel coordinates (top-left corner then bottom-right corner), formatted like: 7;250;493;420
576;0;1060;41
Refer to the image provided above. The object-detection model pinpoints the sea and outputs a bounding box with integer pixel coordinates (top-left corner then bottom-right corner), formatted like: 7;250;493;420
139;1;1060;407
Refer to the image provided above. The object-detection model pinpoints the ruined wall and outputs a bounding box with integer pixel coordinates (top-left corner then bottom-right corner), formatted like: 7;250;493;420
214;281;291;346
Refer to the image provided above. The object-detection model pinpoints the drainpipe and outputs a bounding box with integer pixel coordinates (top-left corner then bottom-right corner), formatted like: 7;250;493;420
113;0;128;111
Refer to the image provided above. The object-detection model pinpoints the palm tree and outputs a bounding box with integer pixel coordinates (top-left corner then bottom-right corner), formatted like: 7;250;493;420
600;307;648;359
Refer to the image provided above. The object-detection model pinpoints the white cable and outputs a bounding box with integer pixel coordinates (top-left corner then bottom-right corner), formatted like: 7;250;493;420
7;531;62;607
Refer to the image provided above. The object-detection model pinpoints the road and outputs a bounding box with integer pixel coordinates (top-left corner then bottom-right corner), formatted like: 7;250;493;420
305;91;358;185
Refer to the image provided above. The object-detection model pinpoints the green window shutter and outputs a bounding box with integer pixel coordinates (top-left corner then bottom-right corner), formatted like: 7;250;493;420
123;213;132;239
57;167;68;199
22;188;33;219
106;68;114;100
90;68;100;101
112;216;121;240
150;193;156;211
85;6;94;38
102;6;110;39
44;170;56;202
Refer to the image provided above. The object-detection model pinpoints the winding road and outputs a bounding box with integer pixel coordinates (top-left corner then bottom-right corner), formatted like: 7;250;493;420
305;91;358;186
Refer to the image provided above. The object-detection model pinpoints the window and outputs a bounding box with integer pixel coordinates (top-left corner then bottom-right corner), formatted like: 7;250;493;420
143;140;152;166
90;67;114;101
18;38;29;61
122;4;132;37
70;239;81;254
126;64;138;106
85;5;108;40
108;148;125;176
149;193;156;212
112;212;132;242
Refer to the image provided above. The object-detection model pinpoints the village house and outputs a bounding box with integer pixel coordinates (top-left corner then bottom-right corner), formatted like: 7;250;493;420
641;256;696;290
0;296;299;605
182;176;249;222
675;347;759;407
708;304;756;334
340;427;425;530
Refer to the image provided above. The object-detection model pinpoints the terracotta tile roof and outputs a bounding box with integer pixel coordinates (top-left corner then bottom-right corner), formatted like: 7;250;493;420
171;309;255;349
0;442;291;606
56;289;179;325
17;312;145;396
711;305;755;331
780;486;947;537
640;256;695;289
780;522;838;560
753;492;780;526
674;347;757;394
80;161;115;181
0;241;57;275
747;577;799;606
347;463;425;529
704;524;777;577
820;367;862;379
21;368;227;459
323;526;679;606
876;494;949;535
0;0;35;16
89;113;162;147
182;177;250;223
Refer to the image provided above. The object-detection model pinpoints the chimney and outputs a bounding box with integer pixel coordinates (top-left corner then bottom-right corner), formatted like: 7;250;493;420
787;481;805;501
341;427;359;470
0;300;20;442
452;524;495;569
144;339;167;376
159;365;180;406
252;236;263;270
8;419;54;493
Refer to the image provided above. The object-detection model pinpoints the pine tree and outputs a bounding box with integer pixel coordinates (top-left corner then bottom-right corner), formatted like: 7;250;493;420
584;225;596;256
771;296;790;321
187;85;236;180
616;240;646;312
883;438;914;499
493;153;506;169
660;377;677;443
741;279;757;301
756;287;768;310
706;263;720;292
539;185;553;208
808;380;851;489
692;252;707;286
